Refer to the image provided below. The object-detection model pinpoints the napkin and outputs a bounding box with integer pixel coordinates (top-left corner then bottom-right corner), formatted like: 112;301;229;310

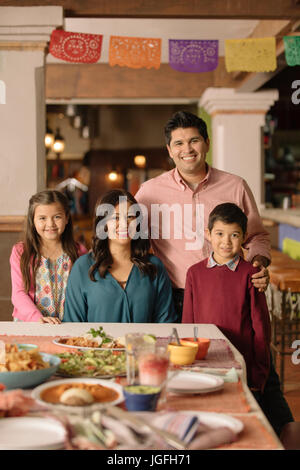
151;411;237;449
211;367;239;383
151;412;199;443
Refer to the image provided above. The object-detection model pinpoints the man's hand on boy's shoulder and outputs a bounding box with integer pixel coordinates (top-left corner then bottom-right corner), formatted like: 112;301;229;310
251;255;270;292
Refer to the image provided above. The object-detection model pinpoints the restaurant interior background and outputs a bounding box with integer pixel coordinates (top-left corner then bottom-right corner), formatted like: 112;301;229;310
1;1;300;313
0;0;300;426
1;4;300;410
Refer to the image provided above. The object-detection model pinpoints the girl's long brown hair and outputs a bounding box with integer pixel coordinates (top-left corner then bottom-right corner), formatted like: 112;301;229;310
20;190;79;292
89;189;157;281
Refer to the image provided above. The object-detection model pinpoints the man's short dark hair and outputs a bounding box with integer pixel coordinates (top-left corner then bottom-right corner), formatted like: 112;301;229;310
208;203;248;235
164;110;209;145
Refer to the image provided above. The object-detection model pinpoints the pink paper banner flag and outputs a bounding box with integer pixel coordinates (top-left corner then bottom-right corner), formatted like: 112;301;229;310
169;39;218;73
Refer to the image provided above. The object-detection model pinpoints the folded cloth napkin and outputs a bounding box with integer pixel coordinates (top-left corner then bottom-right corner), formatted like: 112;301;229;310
151;412;199;443
207;367;239;383
151;411;237;449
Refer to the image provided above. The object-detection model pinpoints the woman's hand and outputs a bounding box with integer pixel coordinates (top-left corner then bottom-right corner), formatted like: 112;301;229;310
39;316;61;324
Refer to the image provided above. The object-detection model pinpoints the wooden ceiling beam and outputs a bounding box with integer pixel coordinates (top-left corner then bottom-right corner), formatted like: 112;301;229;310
45;60;239;101
1;0;300;20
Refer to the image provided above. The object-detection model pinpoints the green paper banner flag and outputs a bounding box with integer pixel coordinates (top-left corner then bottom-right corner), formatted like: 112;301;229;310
283;36;300;66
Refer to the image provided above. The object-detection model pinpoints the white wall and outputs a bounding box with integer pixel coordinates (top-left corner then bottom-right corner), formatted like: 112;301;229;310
0;49;45;215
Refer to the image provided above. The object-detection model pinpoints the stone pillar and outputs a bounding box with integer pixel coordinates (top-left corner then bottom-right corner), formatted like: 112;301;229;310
199;87;279;208
0;7;63;321
0;6;63;215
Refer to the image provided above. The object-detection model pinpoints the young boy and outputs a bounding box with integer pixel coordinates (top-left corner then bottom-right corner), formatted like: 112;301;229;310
182;202;293;436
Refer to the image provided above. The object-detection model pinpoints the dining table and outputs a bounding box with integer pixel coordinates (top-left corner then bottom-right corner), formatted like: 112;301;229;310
0;321;284;450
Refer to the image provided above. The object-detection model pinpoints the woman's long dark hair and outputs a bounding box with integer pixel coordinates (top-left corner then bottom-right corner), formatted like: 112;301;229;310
89;189;157;281
20;190;79;293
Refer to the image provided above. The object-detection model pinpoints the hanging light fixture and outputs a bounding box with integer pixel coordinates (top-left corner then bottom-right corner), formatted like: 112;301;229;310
53;127;65;158
81;125;90;139
66;104;76;117
45;121;54;153
108;169;118;182
134;155;147;168
73;114;82;129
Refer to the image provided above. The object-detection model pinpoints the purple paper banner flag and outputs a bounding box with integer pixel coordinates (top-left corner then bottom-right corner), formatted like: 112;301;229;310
169;39;218;73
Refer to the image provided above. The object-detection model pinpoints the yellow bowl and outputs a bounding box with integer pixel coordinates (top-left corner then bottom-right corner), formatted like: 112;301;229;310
167;341;198;366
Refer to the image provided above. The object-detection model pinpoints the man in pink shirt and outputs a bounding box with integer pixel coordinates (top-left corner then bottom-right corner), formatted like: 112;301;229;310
135;110;270;320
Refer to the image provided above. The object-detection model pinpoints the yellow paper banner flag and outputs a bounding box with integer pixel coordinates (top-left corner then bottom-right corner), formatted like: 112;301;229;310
109;36;161;70
225;37;277;72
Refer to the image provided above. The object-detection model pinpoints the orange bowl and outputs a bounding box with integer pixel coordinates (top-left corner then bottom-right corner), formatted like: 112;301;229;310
181;338;210;360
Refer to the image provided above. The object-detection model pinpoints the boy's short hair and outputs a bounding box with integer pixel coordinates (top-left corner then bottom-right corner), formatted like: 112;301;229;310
208;203;248;235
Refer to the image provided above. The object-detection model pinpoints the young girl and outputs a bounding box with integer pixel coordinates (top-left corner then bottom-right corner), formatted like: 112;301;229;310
10;190;87;323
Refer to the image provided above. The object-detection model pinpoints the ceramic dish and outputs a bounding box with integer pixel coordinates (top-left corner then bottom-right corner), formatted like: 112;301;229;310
181;337;211;360
123;385;161;411
0;353;60;390
55;349;126;378
166;371;224;394
0;416;66;450
52;338;125;351
32;377;124;413
153;411;244;435
168;341;198;366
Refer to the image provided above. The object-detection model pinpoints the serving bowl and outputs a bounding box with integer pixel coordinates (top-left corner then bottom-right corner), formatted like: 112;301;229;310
181;337;211;360
167;341;198;366
0;353;61;390
123;384;161;411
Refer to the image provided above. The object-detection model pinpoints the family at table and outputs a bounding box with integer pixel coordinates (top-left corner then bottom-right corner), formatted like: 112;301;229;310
8;111;294;437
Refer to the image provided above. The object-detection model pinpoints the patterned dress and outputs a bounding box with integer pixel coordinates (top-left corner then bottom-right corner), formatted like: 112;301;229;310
35;253;72;320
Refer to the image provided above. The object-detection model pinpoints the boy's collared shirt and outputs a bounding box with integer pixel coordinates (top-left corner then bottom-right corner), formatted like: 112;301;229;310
207;253;240;272
182;256;271;391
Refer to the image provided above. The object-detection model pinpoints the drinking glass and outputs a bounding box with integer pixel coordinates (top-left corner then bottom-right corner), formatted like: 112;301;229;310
125;333;154;385
138;344;170;408
138;345;170;387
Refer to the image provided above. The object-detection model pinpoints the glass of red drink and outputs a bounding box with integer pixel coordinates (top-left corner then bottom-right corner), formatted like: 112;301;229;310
138;346;170;387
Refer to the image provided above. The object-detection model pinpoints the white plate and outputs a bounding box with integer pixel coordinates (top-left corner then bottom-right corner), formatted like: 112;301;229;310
32;377;124;413
0;416;66;450
167;371;224;394
52;338;125;351
153;411;244;435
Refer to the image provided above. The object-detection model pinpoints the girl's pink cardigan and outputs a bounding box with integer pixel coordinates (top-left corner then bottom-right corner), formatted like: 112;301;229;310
10;242;88;321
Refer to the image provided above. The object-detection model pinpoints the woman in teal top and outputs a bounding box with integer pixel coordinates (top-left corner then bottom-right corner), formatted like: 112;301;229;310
63;189;177;323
